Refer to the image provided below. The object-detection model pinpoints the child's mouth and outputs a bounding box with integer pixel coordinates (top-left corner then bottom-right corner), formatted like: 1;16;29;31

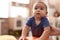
37;13;40;15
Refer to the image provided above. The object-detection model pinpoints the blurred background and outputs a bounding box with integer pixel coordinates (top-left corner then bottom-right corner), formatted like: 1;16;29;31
0;0;60;40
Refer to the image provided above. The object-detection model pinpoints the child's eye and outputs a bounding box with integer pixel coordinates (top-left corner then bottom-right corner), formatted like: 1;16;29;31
35;7;37;10
40;8;44;10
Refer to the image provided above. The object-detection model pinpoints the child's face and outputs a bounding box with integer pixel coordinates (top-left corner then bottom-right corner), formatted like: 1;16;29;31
33;2;47;18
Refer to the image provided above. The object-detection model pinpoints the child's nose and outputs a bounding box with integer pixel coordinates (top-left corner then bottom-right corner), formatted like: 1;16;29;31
37;9;40;12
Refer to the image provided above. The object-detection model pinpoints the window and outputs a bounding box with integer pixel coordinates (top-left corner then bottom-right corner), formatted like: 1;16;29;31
10;6;29;18
17;20;22;27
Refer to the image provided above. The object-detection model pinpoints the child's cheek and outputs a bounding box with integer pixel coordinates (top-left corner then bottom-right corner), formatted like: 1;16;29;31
41;14;46;17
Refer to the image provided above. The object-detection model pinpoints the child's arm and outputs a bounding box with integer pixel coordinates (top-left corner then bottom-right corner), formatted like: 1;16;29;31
40;26;51;40
19;25;30;40
21;25;30;37
50;26;60;36
37;26;51;40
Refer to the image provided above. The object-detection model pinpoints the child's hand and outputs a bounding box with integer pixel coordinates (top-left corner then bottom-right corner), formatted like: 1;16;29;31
19;36;28;40
34;38;40;40
35;38;52;40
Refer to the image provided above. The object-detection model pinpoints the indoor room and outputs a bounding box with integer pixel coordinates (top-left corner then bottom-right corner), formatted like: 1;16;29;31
0;0;60;40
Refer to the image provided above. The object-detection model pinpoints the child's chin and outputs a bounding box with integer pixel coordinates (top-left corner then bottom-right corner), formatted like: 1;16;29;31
36;16;41;18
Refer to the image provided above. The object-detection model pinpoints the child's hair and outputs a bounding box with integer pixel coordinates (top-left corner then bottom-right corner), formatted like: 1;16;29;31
32;1;47;12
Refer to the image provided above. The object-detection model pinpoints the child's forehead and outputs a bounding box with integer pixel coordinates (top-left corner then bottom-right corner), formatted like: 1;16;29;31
34;2;47;8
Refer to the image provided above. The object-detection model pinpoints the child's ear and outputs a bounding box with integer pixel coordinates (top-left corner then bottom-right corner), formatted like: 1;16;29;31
46;12;48;17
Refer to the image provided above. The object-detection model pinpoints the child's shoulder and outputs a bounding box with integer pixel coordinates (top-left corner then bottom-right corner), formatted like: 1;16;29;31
41;17;49;22
26;16;34;21
28;16;34;20
42;17;48;20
